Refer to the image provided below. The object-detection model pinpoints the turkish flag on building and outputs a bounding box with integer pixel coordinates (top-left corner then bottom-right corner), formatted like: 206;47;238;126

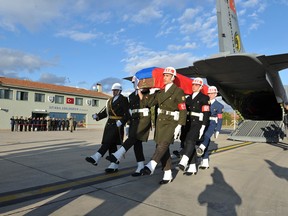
66;97;74;104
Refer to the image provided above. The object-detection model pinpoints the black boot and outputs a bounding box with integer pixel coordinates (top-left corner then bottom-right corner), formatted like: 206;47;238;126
105;154;118;163
140;166;151;175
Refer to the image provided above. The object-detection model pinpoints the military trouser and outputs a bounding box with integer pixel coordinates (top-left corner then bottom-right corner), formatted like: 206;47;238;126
201;122;217;159
99;123;124;157
122;137;145;162
151;141;172;171
98;142;118;157
182;122;202;164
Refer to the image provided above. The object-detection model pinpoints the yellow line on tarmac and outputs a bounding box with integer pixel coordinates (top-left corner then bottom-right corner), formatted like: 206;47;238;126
210;141;254;154
0;141;254;206
0;168;134;205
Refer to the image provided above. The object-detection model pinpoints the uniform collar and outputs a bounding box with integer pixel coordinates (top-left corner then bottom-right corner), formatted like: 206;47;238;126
192;92;199;99
113;95;119;102
165;82;173;92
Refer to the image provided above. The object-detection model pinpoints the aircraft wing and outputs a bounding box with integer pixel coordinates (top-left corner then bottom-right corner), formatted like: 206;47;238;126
257;53;288;71
176;65;200;78
176;53;288;91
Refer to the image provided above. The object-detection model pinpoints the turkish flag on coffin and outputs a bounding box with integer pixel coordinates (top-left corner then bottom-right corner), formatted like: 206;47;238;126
66;97;74;104
135;67;208;95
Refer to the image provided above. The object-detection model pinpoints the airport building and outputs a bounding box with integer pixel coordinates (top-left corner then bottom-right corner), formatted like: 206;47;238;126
0;77;111;130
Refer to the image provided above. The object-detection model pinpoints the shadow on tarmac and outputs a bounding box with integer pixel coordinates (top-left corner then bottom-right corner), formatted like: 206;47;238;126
264;142;288;151
198;167;242;216
1;129;278;215
265;160;288;182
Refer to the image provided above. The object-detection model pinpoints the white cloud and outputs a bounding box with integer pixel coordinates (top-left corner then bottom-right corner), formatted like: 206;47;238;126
177;8;217;48
167;42;197;51
240;0;261;8
178;7;201;23
38;72;67;85
130;7;162;23
0;0;65;31
55;30;100;42
155;16;177;38
122;40;200;75
0;48;55;73
88;12;112;23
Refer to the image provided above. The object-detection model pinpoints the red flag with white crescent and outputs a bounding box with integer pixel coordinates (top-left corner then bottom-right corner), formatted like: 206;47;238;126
66;97;74;104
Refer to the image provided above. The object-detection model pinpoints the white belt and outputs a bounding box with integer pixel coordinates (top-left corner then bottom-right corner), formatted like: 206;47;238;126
131;108;150;116
158;108;179;121
209;116;218;123
190;112;203;121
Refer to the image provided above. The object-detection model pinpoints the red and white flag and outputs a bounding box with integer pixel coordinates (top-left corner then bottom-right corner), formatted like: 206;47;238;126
66;97;74;104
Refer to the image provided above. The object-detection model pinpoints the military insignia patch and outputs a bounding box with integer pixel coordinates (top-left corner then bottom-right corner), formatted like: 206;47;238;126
202;105;210;112
178;103;186;110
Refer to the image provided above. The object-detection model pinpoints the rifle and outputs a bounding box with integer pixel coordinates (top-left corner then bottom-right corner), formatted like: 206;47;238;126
92;106;106;120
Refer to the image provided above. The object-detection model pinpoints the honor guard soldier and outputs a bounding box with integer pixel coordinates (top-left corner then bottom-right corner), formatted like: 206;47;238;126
85;83;130;173
106;76;152;176
196;86;224;169
177;77;210;175
140;66;187;184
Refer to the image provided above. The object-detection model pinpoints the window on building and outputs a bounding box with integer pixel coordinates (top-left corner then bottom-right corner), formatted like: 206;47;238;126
16;91;28;101
49;112;67;119
35;93;45;102
70;113;86;127
75;97;83;106
0;89;13;99
92;99;99;107
55;95;64;104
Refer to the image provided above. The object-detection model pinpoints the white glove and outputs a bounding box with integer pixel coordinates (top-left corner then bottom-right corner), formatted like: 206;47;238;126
125;126;129;137
199;125;205;139
92;113;98;120
134;77;139;90
174;124;182;139
116;120;122;127
149;88;160;94
214;131;219;139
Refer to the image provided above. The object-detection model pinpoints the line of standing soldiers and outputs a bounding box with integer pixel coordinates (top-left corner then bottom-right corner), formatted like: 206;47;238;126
10;116;77;132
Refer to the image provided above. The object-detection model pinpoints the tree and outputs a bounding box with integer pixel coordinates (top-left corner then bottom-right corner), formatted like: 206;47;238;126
222;112;232;126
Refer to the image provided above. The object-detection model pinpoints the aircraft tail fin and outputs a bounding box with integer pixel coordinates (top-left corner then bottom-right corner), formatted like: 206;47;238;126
216;0;245;53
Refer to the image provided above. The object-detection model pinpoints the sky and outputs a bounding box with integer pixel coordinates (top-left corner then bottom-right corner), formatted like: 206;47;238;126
0;0;288;101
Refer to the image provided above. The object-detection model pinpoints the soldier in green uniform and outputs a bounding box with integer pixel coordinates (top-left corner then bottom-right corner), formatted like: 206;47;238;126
140;67;187;184
106;76;152;176
85;83;130;173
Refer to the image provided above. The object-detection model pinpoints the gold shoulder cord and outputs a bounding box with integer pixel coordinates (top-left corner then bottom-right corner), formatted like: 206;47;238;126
109;98;119;117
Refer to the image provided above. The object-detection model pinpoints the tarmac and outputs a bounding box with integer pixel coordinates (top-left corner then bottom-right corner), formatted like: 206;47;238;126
0;127;287;216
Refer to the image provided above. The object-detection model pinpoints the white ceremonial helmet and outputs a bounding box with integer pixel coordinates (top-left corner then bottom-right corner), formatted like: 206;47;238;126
208;86;218;94
111;83;122;91
192;77;204;86
163;66;177;77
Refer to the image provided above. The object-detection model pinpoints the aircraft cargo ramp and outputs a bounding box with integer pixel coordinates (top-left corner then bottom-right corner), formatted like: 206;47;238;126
228;120;286;143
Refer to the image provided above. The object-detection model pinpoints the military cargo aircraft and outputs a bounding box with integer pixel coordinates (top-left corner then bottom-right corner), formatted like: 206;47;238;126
177;0;288;122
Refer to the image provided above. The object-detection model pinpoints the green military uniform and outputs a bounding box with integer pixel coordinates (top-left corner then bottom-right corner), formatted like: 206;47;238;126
145;83;187;170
